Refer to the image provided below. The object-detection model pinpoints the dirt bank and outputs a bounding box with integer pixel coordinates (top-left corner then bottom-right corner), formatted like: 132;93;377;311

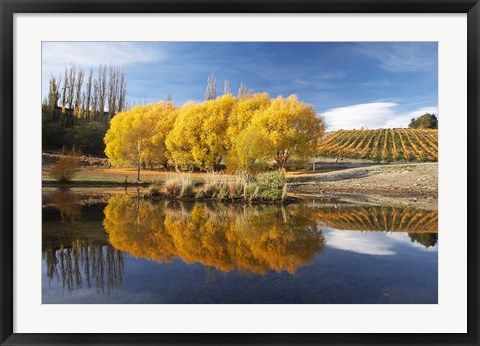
287;163;438;209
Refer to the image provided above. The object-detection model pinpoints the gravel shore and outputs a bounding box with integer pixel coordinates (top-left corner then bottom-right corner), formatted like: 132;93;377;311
288;163;438;209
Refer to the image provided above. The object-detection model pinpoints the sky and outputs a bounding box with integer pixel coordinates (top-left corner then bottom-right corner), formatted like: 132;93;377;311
42;42;438;130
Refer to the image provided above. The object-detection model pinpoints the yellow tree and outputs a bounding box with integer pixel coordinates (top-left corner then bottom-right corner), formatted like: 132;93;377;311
252;95;326;169
104;105;166;180
225;93;271;171
166;94;236;170
230;125;273;175
103;196;325;275
144;101;180;169
226;92;271;142
165;102;202;170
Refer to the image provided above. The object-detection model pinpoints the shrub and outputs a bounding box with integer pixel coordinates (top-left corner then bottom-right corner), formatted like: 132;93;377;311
164;178;182;197
203;172;226;197
164;174;194;198
179;175;194;198
203;182;219;197
242;170;287;201
257;170;286;190
50;146;82;183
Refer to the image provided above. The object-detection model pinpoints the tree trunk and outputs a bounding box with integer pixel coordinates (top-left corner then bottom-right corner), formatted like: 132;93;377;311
275;150;288;170
136;165;141;181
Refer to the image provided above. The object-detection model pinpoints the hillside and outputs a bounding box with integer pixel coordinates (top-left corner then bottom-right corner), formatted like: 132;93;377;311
317;129;438;162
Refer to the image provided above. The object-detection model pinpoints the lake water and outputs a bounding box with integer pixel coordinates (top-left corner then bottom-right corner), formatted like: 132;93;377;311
42;189;438;304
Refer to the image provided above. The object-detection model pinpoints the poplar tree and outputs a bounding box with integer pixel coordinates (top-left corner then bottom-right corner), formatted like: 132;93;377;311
92;79;99;121
205;73;216;100
238;82;247;98
118;69;127;113
98;64;107;122
85;69;93;120
66;65;76;109
74;68;84;114
47;75;60;112
224;80;231;95
61;67;68;110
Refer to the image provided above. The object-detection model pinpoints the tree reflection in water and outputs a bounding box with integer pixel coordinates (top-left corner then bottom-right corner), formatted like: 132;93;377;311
49;188;82;222
103;196;325;275
408;233;438;248
43;241;124;294
43;189;437;296
44;188;125;294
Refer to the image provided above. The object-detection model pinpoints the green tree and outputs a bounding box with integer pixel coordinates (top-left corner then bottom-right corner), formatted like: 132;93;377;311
47;75;60;113
408;113;438;129
73;121;108;156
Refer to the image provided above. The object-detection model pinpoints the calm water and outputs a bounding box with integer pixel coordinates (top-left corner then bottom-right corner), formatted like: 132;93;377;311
42;189;438;304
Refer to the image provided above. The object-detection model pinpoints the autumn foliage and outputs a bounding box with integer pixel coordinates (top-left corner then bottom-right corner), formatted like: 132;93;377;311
104;94;326;177
104;101;179;180
103;196;325;275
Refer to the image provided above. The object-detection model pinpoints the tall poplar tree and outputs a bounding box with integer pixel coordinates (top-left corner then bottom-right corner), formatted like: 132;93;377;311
205;73;216;100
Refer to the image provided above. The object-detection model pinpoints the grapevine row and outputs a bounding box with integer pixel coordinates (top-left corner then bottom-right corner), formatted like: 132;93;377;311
317;128;438;162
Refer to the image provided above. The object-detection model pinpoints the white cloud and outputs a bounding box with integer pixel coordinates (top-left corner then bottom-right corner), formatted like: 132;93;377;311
323;229;397;255
41;42;163;98
356;42;437;73
323;228;437;255
322;102;438;131
42;42;160;70
385;232;438;252
383;106;438;129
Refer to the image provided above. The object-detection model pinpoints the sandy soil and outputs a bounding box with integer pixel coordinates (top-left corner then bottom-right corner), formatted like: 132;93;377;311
287;163;438;209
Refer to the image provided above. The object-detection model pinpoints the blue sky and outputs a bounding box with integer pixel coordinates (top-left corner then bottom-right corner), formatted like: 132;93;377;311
42;42;438;130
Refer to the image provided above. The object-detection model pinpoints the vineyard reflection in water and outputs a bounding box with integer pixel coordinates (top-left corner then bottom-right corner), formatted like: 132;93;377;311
43;189;438;301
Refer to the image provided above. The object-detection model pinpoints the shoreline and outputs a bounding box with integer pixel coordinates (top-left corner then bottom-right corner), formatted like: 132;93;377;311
42;163;438;209
288;163;438;209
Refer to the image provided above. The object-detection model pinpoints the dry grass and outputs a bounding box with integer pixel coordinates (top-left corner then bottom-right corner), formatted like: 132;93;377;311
164;179;182;197
164;174;194;198
43;165;234;183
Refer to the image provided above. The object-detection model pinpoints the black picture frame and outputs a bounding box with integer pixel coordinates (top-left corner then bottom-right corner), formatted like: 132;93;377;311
1;0;479;345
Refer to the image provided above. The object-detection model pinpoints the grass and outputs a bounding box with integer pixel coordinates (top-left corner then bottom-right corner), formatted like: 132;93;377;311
194;170;287;201
43;163;361;185
162;174;195;198
43;164;290;202
42;165;220;183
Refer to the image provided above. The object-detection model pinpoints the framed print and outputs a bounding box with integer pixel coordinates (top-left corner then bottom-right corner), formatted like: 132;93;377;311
1;0;479;345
